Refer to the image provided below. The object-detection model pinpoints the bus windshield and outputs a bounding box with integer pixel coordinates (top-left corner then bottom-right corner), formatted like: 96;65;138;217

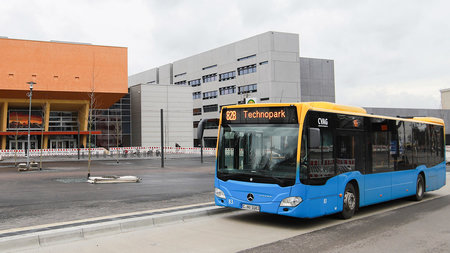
217;124;298;187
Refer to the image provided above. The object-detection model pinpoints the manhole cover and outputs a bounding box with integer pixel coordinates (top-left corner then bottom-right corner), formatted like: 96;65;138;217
54;178;87;183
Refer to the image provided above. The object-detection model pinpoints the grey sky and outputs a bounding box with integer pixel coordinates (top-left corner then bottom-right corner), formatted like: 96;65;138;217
1;0;449;109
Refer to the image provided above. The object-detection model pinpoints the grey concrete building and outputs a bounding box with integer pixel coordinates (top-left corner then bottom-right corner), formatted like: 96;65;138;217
130;84;193;147
129;31;335;147
440;88;450;109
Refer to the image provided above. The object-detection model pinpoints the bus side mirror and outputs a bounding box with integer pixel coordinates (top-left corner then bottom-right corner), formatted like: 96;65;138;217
308;128;321;148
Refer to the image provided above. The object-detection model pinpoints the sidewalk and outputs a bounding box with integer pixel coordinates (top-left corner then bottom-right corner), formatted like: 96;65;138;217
0;203;233;252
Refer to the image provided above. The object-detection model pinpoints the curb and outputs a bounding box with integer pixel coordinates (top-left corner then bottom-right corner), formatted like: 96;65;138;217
0;205;234;252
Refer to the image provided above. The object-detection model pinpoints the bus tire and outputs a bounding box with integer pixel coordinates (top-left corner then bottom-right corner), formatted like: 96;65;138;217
414;174;425;201
339;183;357;219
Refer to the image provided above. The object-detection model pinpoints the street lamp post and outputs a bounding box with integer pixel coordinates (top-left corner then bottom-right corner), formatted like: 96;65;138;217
26;81;36;169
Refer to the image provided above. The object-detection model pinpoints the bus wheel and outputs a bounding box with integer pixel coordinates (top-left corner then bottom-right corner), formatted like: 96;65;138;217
339;183;357;219
414;174;425;201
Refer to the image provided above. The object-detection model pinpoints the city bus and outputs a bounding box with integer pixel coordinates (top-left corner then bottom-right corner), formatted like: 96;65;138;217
214;102;446;219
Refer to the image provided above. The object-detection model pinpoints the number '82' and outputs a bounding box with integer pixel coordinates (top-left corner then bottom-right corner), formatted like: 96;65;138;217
226;111;237;121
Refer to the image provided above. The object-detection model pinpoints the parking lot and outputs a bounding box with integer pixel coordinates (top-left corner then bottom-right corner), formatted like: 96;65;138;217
0;156;216;231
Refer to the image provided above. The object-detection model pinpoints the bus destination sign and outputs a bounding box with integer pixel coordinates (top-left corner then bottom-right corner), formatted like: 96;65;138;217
222;106;298;124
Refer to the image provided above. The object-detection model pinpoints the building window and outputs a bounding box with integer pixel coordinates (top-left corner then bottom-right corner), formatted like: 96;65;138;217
193;121;199;128
193;108;202;116
204;119;219;129
238;64;256;75
259;61;268;65
238;84;257;94
203;90;218;100
203;104;218;113
202;73;217;83
193;91;201;100
237;54;256;61
219;71;236;82
219;85;236;95
202;64;217;70
188;79;201;87
175;80;187;85
174;72;186;78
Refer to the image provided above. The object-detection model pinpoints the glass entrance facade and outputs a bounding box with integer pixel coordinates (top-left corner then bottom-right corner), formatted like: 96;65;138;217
90;92;131;148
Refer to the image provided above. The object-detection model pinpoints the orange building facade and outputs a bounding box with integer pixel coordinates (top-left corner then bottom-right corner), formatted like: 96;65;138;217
0;38;128;150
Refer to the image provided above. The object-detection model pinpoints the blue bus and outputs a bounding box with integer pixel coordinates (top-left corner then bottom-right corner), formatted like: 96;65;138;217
214;102;446;219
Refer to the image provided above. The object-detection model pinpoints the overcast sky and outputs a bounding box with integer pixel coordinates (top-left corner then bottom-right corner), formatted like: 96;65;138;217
2;0;449;109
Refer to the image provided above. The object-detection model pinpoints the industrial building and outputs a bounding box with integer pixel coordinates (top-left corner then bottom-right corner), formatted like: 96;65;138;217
129;31;335;147
130;84;192;147
0;37;128;150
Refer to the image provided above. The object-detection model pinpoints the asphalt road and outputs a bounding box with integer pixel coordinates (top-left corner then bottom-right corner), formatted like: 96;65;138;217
243;195;450;253
0;156;216;231
17;173;450;253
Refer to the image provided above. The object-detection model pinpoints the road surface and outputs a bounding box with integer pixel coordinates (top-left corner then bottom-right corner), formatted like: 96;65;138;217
17;173;450;253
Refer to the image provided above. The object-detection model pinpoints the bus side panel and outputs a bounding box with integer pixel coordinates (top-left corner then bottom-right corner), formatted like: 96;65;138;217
301;177;339;217
293;172;363;218
424;162;446;191
391;169;417;199
363;173;392;206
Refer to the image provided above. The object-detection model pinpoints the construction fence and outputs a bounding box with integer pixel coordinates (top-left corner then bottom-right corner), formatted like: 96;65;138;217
0;147;216;160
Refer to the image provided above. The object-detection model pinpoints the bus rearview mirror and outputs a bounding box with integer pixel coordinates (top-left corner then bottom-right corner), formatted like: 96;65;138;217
309;128;321;148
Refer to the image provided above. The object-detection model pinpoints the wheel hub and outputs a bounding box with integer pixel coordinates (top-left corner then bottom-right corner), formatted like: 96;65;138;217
344;191;356;210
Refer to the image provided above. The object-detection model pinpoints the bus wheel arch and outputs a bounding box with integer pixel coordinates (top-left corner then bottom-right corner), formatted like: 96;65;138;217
339;180;359;219
414;172;426;201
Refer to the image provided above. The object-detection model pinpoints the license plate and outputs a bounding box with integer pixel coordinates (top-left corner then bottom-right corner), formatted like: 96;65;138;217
242;204;260;212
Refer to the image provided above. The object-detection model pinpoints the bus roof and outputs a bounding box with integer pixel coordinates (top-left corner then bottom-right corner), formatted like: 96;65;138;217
412;117;445;125
222;102;444;126
302;102;367;114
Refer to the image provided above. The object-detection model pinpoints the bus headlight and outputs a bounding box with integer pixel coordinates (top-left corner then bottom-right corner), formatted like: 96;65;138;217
280;197;302;207
215;188;226;199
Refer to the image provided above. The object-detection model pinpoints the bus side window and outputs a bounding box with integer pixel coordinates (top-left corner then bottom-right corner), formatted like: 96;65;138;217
403;122;414;169
412;123;427;168
308;128;335;181
370;118;394;173
428;125;444;166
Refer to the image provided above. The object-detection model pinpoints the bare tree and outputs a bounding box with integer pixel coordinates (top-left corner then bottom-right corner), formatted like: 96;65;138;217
113;115;122;163
86;51;100;179
14;113;19;167
87;89;97;178
39;102;47;170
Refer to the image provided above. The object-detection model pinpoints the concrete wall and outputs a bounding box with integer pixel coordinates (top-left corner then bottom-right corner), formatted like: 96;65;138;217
300;57;335;102
158;64;173;85
128;68;158;87
440;89;450;109
131;84;193;147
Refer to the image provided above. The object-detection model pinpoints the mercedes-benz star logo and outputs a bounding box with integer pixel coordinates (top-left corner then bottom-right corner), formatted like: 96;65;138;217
247;193;254;202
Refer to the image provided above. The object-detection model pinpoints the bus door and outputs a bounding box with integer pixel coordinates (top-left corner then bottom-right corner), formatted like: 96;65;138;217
335;130;365;201
335;130;365;175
